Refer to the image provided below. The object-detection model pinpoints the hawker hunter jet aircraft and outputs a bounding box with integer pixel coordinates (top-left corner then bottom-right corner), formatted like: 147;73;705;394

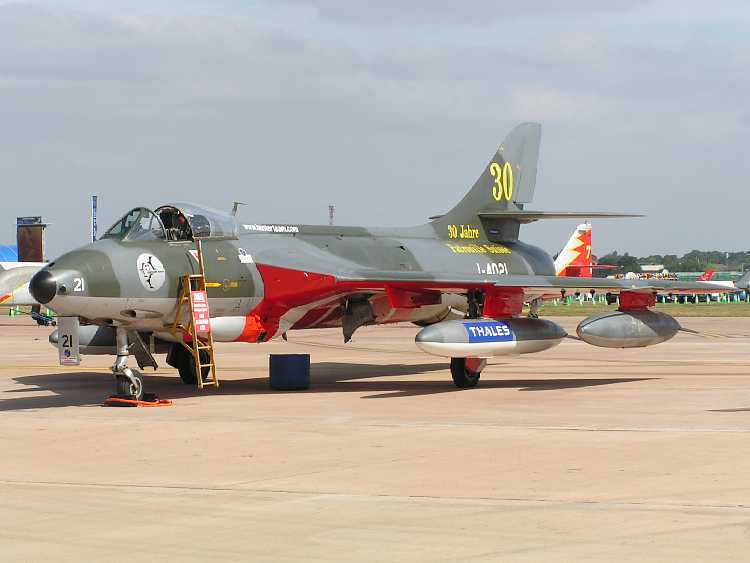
30;123;726;399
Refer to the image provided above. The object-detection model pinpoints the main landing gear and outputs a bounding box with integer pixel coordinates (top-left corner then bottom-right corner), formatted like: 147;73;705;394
166;343;209;385
450;289;488;388
112;327;144;401
450;357;487;388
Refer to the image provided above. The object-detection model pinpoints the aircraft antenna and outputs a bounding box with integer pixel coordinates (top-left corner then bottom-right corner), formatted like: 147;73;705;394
91;195;98;242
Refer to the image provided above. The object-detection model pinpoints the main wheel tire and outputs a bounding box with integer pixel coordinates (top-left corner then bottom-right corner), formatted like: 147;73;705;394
173;346;210;385
116;370;144;400
450;357;483;389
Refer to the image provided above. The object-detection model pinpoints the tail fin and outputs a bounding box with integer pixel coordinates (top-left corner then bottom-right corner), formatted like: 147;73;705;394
697;269;716;281
432;123;541;239
555;223;593;277
735;271;750;289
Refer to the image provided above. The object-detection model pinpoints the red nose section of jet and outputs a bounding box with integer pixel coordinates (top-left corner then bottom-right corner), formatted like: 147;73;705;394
29;269;56;304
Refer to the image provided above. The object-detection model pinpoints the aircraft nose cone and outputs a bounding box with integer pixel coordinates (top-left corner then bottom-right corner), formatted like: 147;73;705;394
29;269;56;305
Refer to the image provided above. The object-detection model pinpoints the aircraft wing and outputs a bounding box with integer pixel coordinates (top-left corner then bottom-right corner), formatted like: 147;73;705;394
336;271;730;296
490;275;730;297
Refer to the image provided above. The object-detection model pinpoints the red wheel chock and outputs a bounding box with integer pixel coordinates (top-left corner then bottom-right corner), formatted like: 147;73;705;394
103;394;173;408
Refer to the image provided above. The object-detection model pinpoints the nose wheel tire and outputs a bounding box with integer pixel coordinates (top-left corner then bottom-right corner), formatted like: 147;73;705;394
450;357;485;389
116;370;144;400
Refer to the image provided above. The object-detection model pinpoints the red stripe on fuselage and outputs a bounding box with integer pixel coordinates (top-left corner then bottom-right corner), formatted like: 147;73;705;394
290;303;342;330
237;264;339;342
234;263;521;342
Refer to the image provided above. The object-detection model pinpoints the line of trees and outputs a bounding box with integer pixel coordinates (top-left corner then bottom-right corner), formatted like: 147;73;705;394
594;250;750;277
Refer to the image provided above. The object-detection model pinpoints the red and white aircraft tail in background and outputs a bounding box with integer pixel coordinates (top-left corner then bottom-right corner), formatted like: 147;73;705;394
554;227;724;283
554;222;594;277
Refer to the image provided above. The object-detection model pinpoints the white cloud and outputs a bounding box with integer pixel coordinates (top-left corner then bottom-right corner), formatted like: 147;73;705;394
0;2;748;257
272;0;649;26
510;90;613;122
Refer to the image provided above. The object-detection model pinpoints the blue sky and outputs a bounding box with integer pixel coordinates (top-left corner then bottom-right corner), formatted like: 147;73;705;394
0;0;748;257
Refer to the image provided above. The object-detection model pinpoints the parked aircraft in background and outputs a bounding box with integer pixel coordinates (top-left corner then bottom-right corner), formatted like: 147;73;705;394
555;222;594;277
553;222;617;278
0;262;45;307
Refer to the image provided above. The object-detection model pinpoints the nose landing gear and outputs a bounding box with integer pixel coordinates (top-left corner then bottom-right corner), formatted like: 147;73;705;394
115;368;143;400
112;327;144;401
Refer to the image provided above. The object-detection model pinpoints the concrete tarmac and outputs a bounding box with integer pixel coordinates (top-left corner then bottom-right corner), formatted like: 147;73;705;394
2;316;750;561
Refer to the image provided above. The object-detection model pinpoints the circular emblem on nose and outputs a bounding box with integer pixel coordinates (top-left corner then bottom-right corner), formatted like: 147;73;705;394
136;254;166;291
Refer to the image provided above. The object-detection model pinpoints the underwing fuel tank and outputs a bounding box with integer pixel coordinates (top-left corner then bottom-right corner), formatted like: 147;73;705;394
415;318;566;358
576;310;681;348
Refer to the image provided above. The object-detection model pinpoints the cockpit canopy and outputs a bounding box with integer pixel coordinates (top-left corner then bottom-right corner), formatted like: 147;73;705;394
103;208;165;242
102;203;239;242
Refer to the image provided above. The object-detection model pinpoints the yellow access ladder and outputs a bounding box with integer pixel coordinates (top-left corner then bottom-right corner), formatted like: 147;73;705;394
170;240;219;389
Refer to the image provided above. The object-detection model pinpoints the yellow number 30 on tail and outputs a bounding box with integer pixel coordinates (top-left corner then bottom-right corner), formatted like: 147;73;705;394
489;161;514;202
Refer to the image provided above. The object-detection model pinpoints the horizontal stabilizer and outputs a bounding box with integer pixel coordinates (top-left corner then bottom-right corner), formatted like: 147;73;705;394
477;211;643;224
